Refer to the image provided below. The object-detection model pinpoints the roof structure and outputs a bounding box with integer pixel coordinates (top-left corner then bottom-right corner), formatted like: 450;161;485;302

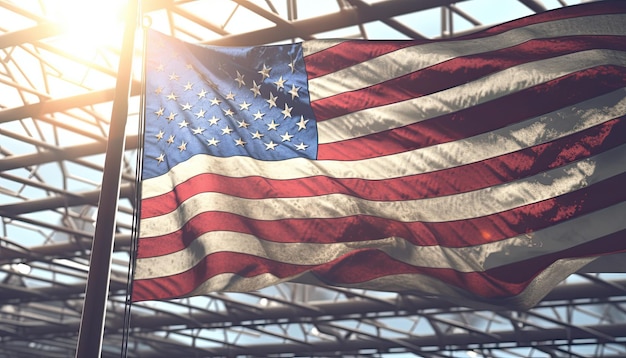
1;0;625;357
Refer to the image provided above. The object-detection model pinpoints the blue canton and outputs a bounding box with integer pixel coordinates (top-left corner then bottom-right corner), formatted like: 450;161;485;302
143;31;317;179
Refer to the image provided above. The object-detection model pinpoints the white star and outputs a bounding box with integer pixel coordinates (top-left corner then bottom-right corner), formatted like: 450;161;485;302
221;126;233;135
266;92;277;108
239;101;251;111
288;59;296;73
210;97;222;106
296;116;309;131
177;141;187;151
223;108;234;117
184;82;193;91
235;70;246;88
178;120;189;128
267;120;279;131
225;91;236;100
168;72;179;81
154;107;164;117
197;89;208;98
251;131;264;139
186;63;193;70
207;137;220;146
155;130;165;140
295;142;308;150
237;120;250;128
281;103;293;119
166;112;177;121
155;64;165;72
280;131;294;142
235;138;247;146
195;109;206;118
181;102;192;111
192;127;205;135
167;135;175;144
208;116;220;126
258;64;271;80
166;92;178;101
273;76;286;90
265;141;278;150
250;80;262;97
253;110;265;120
154;86;163;94
156;153;165;163
288;84;300;100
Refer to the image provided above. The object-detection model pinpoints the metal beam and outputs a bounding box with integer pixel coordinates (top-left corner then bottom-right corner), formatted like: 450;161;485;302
0;234;132;263
0;82;140;125
232;0;316;40
0;23;62;49
0;135;139;171
137;322;626;357
518;0;548;13
206;0;469;45
3;279;625;336
0;183;134;216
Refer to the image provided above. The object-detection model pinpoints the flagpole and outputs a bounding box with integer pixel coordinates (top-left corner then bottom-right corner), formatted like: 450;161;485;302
75;1;138;357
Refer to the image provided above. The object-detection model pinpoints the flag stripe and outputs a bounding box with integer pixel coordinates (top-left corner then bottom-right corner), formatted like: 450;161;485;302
301;2;626;59
315;50;626;144
141;117;625;219
140;144;626;240
138;172;626;258
318;68;626;160
141;87;626;200
132;255;597;305
304;40;418;80
135;200;626;280
470;2;626;38
132;228;626;302
310;36;626;123
306;14;626;102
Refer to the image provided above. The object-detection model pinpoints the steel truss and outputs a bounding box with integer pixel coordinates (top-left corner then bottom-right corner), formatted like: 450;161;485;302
1;0;625;357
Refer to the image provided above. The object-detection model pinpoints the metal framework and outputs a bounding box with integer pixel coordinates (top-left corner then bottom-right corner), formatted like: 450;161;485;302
1;0;625;357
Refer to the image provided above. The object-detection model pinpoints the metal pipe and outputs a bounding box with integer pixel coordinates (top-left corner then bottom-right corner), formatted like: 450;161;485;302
74;0;139;356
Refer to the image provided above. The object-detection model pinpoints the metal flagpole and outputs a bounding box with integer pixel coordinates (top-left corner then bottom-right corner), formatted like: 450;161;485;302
75;0;139;357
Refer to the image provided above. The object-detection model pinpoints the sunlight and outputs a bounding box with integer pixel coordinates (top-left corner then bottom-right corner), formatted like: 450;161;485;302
47;0;128;55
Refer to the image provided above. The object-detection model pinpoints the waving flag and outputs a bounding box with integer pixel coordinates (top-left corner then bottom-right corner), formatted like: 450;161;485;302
133;1;626;309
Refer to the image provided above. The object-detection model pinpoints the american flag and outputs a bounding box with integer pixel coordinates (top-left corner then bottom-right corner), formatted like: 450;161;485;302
134;1;626;309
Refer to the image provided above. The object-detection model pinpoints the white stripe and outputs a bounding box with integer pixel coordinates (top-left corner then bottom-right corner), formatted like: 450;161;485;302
182;271;477;301
301;39;345;57
135;201;626;279
307;14;626;101
170;256;597;309
140;144;626;238
335;256;598;308
141;88;626;199
316;49;626;143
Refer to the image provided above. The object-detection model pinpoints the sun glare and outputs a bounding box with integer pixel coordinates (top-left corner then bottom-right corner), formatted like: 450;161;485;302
48;0;128;54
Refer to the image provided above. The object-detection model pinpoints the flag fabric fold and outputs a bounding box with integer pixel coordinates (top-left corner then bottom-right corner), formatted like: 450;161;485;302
134;1;626;309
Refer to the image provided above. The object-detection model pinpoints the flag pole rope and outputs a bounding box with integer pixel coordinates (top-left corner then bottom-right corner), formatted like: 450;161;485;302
120;13;150;358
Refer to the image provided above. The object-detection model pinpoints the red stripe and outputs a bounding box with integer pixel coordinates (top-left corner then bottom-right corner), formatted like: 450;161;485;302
311;229;626;298
132;228;626;302
303;2;626;82
317;65;626;160
141;116;625;220
309;36;626;122
132;251;312;302
137;172;626;258
305;40;418;79
456;1;626;41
